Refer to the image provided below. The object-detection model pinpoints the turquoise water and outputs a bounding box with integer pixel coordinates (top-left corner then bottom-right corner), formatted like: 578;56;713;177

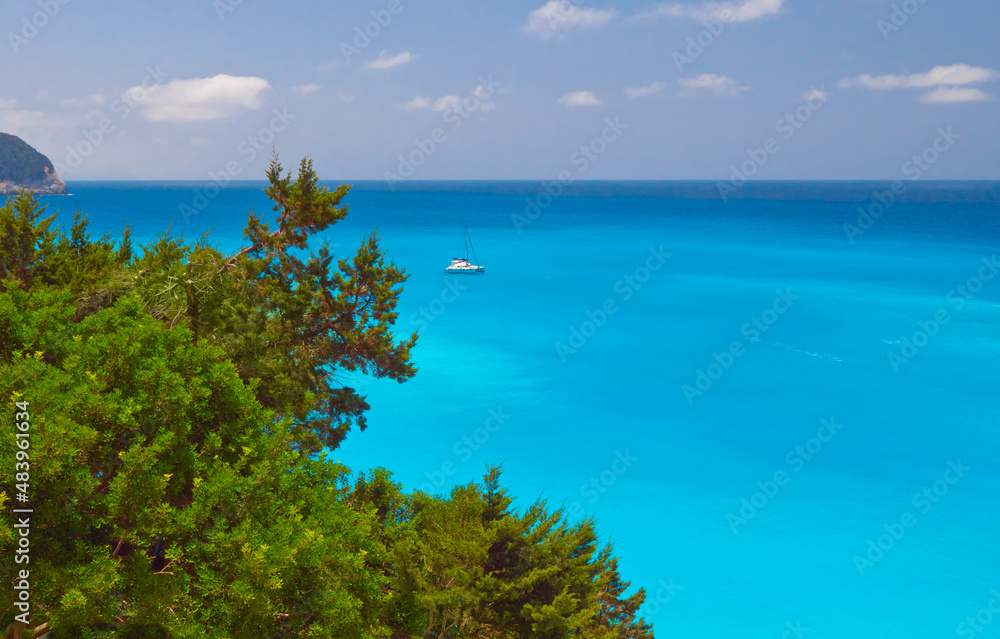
40;181;1000;638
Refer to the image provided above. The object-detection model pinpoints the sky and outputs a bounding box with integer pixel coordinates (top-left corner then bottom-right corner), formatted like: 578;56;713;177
1;0;998;181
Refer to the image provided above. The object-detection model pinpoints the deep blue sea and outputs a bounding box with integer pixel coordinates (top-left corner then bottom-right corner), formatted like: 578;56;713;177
40;181;1000;638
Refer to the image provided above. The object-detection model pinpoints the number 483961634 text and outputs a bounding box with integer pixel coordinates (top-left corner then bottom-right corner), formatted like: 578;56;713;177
15;401;31;503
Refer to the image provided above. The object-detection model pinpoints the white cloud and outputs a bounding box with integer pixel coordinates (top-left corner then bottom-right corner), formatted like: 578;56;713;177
839;64;998;90
405;93;499;112
63;94;107;108
626;81;666;98
639;0;784;22
524;0;616;39
403;96;432;110
293;83;321;95
0;99;46;134
678;74;748;96
431;95;463;112
839;64;998;103
129;74;271;122
365;50;415;70
0;110;46;131
558;90;601;106
920;87;992;103
802;87;832;102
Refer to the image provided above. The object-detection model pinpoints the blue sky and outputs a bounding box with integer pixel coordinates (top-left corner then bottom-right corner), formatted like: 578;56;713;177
2;0;998;180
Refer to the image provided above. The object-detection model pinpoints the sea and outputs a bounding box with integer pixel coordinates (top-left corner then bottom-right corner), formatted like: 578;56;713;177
38;180;1000;638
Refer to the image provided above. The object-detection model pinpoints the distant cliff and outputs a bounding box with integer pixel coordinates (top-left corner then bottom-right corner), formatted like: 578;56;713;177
0;132;68;195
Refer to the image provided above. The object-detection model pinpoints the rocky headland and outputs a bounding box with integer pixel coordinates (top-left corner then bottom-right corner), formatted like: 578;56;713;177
0;132;68;195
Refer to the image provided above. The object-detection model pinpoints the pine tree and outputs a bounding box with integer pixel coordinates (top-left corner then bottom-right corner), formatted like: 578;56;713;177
0;164;657;638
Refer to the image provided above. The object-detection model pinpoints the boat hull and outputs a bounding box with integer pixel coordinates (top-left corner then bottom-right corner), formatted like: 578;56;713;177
445;267;485;274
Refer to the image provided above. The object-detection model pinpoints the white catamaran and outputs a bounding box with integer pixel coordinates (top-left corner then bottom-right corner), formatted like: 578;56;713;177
446;221;485;274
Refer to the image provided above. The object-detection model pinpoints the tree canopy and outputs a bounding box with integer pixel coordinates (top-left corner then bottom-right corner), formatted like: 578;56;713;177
0;158;655;638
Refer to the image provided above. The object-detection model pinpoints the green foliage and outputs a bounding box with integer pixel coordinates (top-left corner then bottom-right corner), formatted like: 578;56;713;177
0;292;387;637
0;194;122;296
0;161;655;638
0;133;55;185
0;190;58;288
379;467;655;639
2;155;417;452
214;156;418;451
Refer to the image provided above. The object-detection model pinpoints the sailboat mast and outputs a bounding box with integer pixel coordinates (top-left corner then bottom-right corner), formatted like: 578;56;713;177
467;225;480;265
